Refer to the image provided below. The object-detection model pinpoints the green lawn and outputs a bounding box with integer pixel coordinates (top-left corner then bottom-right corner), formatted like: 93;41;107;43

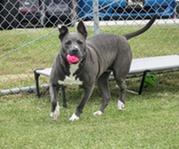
0;73;179;149
0;24;179;90
0;25;179;89
0;24;179;75
0;24;179;148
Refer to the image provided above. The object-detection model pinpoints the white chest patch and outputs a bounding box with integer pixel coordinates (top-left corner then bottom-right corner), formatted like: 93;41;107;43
58;63;82;85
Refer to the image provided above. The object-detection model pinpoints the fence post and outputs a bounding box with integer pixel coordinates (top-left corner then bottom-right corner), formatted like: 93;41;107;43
93;0;100;35
70;0;78;26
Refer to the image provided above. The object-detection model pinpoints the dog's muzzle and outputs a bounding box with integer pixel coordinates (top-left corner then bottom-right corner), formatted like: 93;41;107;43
68;48;80;56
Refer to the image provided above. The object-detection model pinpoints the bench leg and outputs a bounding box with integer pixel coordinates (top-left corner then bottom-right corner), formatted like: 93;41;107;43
61;85;67;108
34;70;67;107
138;70;150;95
34;70;41;98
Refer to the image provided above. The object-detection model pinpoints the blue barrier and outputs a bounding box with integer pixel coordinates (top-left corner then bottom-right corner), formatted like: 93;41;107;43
77;0;176;20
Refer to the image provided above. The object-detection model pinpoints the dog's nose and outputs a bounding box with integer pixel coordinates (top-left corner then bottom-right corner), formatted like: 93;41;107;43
71;48;78;54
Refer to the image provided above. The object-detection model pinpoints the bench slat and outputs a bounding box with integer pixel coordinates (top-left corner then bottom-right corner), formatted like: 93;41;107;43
35;55;179;77
130;55;179;74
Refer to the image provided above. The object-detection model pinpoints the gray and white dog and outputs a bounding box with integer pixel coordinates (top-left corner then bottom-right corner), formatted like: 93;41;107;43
49;15;157;121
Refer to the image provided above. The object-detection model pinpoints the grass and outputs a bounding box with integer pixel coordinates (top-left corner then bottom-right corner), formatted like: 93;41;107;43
0;24;179;90
0;24;179;75
0;24;179;148
0;73;179;149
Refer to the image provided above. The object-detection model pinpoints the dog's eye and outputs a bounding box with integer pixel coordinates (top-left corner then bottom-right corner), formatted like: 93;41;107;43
65;40;71;45
77;40;83;44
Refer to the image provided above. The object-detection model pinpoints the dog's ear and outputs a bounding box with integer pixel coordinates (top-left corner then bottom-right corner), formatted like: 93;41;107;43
77;21;87;39
58;25;69;41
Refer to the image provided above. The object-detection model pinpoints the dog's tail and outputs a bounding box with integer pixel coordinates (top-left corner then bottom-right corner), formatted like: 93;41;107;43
123;14;157;40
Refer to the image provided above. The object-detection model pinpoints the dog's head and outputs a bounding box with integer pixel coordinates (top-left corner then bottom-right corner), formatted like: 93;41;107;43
58;21;87;64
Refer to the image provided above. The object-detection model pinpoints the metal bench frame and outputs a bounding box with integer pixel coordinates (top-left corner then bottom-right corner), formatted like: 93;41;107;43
34;55;179;108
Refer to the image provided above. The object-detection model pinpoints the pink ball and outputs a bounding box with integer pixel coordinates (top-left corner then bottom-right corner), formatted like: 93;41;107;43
66;54;79;64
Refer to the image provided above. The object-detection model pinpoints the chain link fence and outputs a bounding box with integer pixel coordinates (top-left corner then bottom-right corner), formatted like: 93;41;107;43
0;0;179;95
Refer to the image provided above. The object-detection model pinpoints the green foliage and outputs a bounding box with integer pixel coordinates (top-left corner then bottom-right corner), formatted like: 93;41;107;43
144;74;159;88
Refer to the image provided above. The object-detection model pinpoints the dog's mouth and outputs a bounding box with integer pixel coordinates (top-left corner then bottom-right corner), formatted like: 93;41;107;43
66;54;80;64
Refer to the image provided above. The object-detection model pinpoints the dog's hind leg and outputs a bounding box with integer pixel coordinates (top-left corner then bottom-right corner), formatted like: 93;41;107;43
113;51;131;111
49;83;60;120
94;72;111;116
116;79;126;110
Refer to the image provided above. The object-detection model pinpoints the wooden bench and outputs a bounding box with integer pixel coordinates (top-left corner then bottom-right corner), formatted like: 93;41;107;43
34;55;179;107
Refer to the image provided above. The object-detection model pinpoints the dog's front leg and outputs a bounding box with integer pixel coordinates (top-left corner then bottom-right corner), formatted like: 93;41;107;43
49;83;60;120
69;85;94;121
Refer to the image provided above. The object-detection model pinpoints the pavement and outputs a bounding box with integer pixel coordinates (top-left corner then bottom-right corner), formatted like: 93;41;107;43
83;18;179;26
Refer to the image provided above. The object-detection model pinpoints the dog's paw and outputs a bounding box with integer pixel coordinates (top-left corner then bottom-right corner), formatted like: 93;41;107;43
50;103;60;120
93;110;103;116
69;113;79;121
50;112;59;120
118;100;125;110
